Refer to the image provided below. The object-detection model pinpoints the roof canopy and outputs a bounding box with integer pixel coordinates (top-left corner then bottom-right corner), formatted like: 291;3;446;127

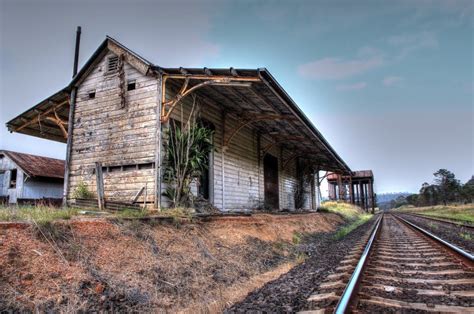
327;170;374;182
6;37;351;173
0;150;65;179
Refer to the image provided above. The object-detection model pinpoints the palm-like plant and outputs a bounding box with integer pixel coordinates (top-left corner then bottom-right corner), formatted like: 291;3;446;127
163;99;214;208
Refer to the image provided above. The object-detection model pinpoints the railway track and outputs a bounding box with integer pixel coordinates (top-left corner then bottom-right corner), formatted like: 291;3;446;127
302;214;474;313
399;212;474;229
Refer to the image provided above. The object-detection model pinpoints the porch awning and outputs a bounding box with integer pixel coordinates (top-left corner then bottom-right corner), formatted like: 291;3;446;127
158;67;351;173
6;87;70;143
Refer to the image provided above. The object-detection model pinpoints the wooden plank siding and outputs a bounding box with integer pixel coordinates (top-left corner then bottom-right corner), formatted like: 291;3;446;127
67;51;312;210
165;87;307;211
68;51;157;204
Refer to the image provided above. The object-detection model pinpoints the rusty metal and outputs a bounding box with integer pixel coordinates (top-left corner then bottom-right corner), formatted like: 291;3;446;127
14;99;70;133
0;150;65;179
160;74;261;122
73;26;81;77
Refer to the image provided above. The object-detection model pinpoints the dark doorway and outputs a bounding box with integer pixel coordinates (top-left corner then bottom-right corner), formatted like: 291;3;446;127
198;119;215;201
264;154;279;209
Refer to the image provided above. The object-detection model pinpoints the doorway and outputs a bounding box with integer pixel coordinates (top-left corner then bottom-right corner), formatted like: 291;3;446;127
264;154;279;209
198;119;215;202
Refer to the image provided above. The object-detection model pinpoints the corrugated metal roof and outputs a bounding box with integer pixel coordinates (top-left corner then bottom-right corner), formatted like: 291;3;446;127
0;150;65;179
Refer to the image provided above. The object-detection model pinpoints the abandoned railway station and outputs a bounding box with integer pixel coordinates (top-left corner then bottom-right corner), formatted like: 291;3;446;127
6;35;374;211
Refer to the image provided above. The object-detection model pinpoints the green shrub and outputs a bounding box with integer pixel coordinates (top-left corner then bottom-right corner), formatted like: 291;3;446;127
73;181;94;199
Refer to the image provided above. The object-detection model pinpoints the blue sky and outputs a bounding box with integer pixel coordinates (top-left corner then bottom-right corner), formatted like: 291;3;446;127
0;0;472;194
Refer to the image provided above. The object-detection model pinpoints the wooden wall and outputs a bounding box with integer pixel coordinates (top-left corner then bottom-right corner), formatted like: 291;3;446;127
67;51;312;210
166;90;309;211
68;51;157;204
0;155;62;203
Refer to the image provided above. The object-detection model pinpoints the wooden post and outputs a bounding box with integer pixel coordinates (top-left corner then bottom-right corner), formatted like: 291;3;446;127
221;110;226;211
62;88;77;207
154;75;163;210
315;170;321;210
95;162;105;210
256;132;261;203
311;171;316;211
359;181;365;211
349;176;354;204
144;182;148;209
368;179;374;214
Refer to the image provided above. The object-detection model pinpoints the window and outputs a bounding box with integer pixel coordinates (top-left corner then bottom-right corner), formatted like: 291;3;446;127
106;55;119;73
9;169;17;188
127;79;136;91
88;90;96;99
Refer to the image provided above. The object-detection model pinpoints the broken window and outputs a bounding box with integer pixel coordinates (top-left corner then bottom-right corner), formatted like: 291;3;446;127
106;55;119;73
9;169;17;188
127;79;136;91
88;90;96;99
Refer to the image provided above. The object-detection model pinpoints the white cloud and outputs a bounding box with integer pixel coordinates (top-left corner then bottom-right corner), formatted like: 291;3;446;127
336;82;367;91
387;31;438;59
298;56;383;80
383;76;403;86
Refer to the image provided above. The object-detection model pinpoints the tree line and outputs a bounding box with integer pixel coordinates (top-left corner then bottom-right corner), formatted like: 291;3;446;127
389;169;474;208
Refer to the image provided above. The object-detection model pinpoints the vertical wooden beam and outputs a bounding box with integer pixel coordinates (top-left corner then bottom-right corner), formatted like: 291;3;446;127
349;176;354;204
337;174;343;201
154;76;163;210
368;179;374;214
221;110;226;210
359;181;365;211
311;171;316;211
256;132;261;203
95;162;105;210
315;170;321;210
62;88;76;207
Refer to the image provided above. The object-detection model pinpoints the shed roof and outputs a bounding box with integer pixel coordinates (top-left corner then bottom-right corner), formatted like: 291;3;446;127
6;36;351;173
0;150;65;179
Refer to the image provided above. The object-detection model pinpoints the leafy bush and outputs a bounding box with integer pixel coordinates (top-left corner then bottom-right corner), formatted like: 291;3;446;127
73;181;94;199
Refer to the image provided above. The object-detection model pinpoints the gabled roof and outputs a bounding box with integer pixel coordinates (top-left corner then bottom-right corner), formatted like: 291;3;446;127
0;150;65;179
6;36;352;173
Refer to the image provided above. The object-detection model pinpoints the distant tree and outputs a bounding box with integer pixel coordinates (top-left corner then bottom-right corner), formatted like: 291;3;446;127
418;182;439;206
433;169;461;205
406;194;418;206
461;175;474;203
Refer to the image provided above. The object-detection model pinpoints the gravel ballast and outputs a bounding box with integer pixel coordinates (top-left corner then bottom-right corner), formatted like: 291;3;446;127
226;216;377;312
399;213;474;254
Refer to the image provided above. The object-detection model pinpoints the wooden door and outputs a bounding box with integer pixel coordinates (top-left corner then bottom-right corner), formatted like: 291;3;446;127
264;154;279;209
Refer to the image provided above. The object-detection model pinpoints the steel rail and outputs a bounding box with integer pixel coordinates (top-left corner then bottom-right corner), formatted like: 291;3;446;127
400;212;474;229
395;215;474;262
333;214;383;314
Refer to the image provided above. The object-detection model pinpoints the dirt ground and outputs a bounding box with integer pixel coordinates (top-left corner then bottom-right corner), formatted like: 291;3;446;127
0;212;343;312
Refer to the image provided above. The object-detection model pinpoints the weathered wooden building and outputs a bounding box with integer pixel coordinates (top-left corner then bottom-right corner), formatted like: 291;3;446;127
327;170;375;212
0;150;64;204
7;36;352;211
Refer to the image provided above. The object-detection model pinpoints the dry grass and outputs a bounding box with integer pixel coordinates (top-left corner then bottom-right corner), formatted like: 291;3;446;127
318;201;366;220
0;212;344;312
0;205;79;223
396;204;474;223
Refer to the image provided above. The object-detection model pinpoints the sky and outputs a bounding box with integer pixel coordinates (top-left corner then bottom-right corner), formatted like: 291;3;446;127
0;0;473;194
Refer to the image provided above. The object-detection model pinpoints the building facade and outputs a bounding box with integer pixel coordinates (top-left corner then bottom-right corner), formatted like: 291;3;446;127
0;150;64;204
7;37;352;211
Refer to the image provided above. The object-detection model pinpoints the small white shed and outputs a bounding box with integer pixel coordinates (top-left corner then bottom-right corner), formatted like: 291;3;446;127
0;150;64;204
